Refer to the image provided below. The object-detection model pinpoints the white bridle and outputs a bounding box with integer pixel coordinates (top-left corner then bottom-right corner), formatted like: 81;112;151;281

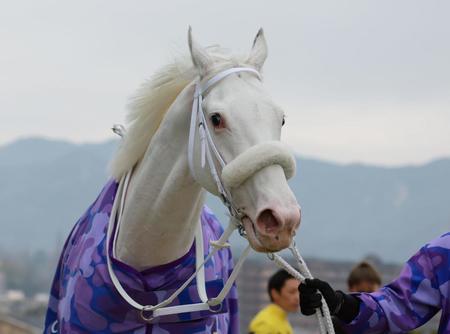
107;67;335;334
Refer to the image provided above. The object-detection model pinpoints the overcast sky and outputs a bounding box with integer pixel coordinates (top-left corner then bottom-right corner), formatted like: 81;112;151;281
1;1;449;166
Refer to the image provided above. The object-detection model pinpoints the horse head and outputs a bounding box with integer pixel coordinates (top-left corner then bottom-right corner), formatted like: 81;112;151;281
188;28;301;253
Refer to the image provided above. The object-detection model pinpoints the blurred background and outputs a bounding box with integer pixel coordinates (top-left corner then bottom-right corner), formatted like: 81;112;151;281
1;1;449;333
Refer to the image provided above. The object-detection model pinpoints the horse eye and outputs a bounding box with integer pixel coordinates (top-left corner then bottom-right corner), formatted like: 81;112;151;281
210;113;223;128
282;116;286;126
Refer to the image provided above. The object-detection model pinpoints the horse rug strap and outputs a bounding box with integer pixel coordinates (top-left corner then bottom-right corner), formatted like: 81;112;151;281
106;169;251;321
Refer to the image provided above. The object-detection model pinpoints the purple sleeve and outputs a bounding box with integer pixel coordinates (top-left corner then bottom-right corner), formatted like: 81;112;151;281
342;233;448;333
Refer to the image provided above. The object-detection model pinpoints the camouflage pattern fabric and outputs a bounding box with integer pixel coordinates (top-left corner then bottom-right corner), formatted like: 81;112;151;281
342;232;449;333
44;180;238;333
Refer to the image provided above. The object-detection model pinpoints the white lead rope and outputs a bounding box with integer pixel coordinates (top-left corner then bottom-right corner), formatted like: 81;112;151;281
290;245;335;334
269;248;335;334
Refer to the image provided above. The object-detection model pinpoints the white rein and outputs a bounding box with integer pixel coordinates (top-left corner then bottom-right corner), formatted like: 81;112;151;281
108;68;335;334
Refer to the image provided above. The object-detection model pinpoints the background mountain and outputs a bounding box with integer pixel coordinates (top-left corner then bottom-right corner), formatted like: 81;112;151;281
0;137;449;263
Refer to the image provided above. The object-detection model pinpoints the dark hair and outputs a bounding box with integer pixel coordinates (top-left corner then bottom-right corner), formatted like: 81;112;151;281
347;261;381;288
267;269;295;302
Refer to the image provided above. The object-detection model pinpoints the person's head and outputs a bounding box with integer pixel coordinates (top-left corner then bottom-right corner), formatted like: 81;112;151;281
347;261;382;293
268;269;300;312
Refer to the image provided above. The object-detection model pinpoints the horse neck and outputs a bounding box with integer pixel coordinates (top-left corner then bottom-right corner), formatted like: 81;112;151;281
115;85;205;270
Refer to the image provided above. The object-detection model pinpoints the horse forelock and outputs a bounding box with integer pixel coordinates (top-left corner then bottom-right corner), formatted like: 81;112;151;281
109;47;252;180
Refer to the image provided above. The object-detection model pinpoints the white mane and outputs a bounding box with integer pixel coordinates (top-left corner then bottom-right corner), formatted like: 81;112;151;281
109;48;252;179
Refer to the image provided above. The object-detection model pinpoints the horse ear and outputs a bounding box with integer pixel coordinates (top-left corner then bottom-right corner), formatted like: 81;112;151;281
188;27;212;77
247;28;268;71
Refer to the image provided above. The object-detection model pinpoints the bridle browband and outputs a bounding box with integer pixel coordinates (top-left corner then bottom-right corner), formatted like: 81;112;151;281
106;67;335;334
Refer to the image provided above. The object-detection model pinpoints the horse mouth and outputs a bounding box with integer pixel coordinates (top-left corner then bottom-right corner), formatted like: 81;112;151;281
242;216;289;252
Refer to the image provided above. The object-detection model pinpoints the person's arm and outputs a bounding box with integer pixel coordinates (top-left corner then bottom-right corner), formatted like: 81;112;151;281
299;237;445;333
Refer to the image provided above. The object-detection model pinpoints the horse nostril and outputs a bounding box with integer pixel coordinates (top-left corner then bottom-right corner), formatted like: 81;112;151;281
256;209;281;234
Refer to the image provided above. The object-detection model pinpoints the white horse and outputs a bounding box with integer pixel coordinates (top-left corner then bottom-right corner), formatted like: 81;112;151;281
44;28;301;334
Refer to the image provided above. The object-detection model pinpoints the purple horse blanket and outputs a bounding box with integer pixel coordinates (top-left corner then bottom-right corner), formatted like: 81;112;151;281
44;180;238;333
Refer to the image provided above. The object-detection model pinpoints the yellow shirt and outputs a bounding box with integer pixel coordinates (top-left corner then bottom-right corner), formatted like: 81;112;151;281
248;303;294;334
